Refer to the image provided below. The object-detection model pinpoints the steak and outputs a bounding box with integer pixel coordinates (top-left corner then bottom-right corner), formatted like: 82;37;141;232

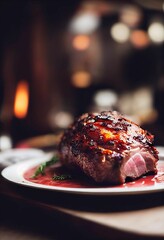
58;111;158;184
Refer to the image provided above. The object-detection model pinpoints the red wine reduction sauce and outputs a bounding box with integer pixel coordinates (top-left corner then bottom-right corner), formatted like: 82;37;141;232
23;162;164;189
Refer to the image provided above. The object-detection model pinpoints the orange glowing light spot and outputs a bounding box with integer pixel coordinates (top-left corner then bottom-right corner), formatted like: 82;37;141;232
98;146;112;154
71;71;91;88
72;35;90;50
130;30;150;48
14;80;29;119
100;128;114;139
101;155;106;163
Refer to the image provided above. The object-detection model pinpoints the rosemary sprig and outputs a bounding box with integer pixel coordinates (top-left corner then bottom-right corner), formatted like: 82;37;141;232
53;174;72;181
32;155;59;178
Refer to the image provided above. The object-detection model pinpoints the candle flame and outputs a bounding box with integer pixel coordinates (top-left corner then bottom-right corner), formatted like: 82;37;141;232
14;80;29;119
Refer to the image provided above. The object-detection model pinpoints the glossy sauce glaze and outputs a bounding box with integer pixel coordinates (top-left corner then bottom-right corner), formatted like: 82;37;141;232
24;162;164;189
59;111;159;186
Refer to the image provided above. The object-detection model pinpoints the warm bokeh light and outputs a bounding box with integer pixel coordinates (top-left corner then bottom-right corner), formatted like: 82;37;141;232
110;22;130;43
71;71;91;88
148;22;164;43
72;35;90;50
69;12;100;34
0;135;12;150
130;30;150;48
52;111;73;128
120;5;142;27
118;87;156;125
14;80;29;119
94;90;118;107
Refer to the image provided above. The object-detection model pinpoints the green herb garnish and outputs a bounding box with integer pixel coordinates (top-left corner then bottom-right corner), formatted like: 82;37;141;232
53;174;72;181
32;155;59;178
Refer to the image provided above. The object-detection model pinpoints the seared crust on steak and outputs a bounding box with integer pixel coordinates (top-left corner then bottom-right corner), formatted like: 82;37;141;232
58;111;158;184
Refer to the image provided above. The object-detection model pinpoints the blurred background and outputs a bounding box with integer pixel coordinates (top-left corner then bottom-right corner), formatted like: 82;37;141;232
0;0;164;150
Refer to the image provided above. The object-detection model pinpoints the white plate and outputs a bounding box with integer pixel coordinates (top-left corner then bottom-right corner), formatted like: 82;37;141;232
0;148;45;167
1;154;164;195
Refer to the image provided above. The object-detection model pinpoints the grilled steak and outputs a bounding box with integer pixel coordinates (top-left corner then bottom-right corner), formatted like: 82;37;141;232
59;111;158;184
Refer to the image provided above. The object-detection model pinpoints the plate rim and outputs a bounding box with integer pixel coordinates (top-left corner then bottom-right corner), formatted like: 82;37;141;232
1;154;164;196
